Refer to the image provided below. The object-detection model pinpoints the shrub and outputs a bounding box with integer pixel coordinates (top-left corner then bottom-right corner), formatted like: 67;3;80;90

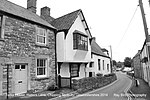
96;73;103;77
47;83;58;91
104;73;115;77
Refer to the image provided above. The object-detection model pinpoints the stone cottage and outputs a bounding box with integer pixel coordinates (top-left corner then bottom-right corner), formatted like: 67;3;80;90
0;0;56;96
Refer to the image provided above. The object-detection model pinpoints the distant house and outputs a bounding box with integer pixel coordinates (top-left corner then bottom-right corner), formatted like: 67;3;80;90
0;0;56;96
133;50;143;78
87;38;111;77
50;9;92;88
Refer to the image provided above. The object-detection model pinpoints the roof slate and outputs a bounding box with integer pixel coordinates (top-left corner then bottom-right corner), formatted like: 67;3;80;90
0;0;55;29
51;9;81;31
91;39;108;57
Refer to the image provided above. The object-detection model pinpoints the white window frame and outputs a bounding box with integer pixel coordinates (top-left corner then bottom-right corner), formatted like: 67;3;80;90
36;27;47;45
36;58;47;78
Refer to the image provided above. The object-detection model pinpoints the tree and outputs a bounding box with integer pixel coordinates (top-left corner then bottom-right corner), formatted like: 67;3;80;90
112;60;117;66
116;61;123;68
124;57;132;67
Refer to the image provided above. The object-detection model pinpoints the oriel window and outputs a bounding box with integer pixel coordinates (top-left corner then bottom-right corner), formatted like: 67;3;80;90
73;31;88;51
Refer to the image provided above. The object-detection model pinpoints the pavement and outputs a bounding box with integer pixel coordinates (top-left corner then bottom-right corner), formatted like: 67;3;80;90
0;88;74;100
129;78;150;100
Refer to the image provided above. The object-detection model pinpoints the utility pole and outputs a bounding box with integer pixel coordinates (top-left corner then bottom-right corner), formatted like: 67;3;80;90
139;0;150;42
109;45;113;73
139;0;150;59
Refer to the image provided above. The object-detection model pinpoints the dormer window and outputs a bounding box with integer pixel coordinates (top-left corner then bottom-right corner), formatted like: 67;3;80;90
73;30;88;51
36;27;47;45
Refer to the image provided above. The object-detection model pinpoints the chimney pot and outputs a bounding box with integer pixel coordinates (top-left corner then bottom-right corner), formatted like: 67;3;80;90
27;0;37;13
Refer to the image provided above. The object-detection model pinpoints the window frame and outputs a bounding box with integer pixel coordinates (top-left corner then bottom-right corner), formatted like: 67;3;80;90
36;27;47;45
36;58;47;78
73;32;88;51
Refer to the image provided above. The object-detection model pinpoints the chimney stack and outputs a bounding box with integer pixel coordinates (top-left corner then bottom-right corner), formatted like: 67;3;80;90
27;0;37;13
41;6;50;18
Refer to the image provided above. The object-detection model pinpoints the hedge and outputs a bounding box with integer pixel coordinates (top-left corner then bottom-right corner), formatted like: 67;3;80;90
72;73;117;93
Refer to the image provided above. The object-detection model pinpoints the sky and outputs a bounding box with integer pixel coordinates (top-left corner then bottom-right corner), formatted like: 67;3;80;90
9;0;150;62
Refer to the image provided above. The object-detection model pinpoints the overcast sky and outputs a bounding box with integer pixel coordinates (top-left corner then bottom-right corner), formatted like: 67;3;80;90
9;0;150;62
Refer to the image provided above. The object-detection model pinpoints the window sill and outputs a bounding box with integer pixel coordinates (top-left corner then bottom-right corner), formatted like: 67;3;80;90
35;76;49;81
35;44;49;48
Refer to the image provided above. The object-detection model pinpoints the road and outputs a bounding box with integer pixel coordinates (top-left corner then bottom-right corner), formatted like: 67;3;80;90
67;72;132;100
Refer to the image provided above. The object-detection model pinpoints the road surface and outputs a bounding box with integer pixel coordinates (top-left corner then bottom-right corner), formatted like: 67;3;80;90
67;72;132;100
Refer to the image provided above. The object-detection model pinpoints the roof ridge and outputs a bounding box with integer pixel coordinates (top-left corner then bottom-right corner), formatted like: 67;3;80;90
91;40;108;57
54;9;81;20
0;0;55;29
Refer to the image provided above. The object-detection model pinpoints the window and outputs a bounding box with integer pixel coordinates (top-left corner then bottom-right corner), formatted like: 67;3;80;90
73;33;88;51
89;72;92;77
107;64;109;71
70;64;79;77
89;62;94;68
36;27;47;44
103;60;105;70
37;59;47;77
98;59;101;70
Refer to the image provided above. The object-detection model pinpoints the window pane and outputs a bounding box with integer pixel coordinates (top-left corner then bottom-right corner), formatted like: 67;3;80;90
40;59;43;66
15;65;20;69
21;65;25;69
43;59;46;66
37;36;45;43
38;68;44;75
37;59;39;66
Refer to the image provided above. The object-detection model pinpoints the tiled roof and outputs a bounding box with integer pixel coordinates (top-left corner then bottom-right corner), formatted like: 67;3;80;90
91;39;108;57
0;0;55;29
51;9;81;31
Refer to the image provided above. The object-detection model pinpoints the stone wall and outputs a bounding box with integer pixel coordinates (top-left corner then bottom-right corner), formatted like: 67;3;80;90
0;15;56;95
72;73;117;93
